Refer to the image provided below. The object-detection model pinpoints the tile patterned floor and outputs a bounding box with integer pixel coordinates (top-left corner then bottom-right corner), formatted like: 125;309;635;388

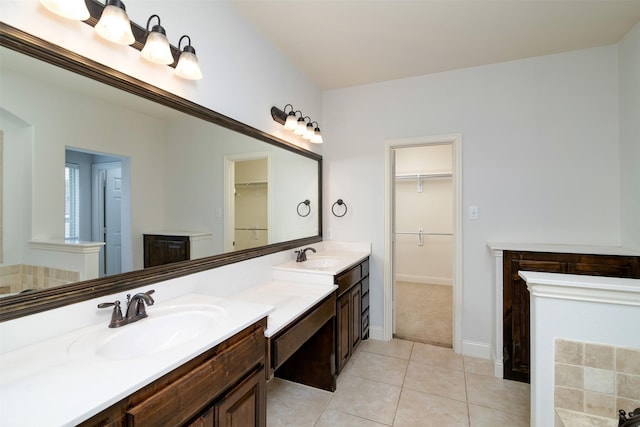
267;339;530;427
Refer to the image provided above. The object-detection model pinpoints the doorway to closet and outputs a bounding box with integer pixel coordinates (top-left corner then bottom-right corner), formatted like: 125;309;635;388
393;143;453;347
393;143;453;346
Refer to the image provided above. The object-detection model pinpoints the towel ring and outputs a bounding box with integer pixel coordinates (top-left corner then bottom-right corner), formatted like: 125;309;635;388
332;199;348;217
297;200;311;217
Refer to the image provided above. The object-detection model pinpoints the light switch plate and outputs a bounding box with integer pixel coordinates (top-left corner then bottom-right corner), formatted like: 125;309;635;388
469;206;479;220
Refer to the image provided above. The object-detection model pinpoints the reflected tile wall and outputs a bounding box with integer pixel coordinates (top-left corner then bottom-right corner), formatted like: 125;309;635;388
0;264;80;294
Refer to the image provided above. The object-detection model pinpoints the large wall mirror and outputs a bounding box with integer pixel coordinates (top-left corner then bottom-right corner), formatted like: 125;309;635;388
0;24;322;320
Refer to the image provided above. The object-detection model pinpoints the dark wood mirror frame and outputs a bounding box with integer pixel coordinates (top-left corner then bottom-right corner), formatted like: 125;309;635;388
0;23;323;322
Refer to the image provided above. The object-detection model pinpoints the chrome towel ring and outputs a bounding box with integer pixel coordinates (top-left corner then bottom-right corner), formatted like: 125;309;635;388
297;199;311;217
332;199;348;217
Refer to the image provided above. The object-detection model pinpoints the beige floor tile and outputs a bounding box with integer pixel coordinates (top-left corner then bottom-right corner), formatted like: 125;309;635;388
266;378;333;427
468;404;530;427
360;338;414;360
411;342;464;371
393;388;469;427
466;372;530;416
464;356;495;376
348;351;409;386
403;361;467;402
315;409;390;427
327;375;401;425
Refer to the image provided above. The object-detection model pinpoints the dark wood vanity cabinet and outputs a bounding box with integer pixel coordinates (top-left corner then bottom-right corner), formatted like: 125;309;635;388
503;251;640;383
79;318;267;427
335;258;370;373
270;294;337;392
143;234;190;268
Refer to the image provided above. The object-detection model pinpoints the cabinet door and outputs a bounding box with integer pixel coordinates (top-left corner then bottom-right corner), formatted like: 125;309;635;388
503;256;565;382
215;370;264;427
336;292;351;373
189;407;214;427
350;284;361;351
143;235;190;268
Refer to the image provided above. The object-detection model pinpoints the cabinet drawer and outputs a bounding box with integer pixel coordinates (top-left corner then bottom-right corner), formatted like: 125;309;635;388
272;295;335;370
361;309;369;331
126;326;265;426
361;259;369;278
361;276;369;295
336;264;361;295
361;292;369;312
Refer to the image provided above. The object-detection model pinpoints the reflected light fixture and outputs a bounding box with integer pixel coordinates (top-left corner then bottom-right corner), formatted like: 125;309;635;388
270;105;324;144
95;0;135;45
175;35;203;80
40;0;90;21
141;15;174;65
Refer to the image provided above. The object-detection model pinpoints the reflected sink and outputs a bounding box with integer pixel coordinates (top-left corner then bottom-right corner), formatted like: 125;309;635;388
69;304;226;360
300;257;342;269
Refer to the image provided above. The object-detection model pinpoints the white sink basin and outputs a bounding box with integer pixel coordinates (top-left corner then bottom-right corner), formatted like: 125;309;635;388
300;257;342;269
68;304;226;360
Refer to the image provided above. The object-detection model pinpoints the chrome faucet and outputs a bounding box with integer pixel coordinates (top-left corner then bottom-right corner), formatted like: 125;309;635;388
98;289;155;328
295;247;316;262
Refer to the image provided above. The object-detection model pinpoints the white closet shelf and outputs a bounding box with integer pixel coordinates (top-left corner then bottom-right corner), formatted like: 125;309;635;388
396;231;452;236
235;181;268;186
395;172;452;180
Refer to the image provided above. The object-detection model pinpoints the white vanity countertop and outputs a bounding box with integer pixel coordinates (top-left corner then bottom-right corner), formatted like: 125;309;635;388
273;249;370;276
229;281;339;337
0;293;273;427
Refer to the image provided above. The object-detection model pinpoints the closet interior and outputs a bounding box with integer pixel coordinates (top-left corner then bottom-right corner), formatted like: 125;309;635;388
394;143;453;347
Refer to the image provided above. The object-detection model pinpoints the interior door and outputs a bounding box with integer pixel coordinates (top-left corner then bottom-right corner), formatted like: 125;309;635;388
105;165;122;275
93;161;122;277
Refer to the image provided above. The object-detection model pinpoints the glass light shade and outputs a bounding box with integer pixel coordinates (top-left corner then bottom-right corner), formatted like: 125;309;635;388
294;118;306;135
311;128;323;144
175;51;203;80
284;113;298;130
40;0;90;20
95;3;135;45
141;31;174;65
303;123;315;140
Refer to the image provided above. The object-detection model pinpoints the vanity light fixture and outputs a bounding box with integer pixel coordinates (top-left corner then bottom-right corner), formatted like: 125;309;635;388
303;120;315;140
311;122;323;144
294;116;309;136
95;0;135;45
141;15;174;65
39;0;204;80
270;105;324;144
40;0;90;21
283;105;299;130
175;35;203;80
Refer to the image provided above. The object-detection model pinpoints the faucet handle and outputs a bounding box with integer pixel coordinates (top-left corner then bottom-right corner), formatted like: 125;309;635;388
97;300;124;328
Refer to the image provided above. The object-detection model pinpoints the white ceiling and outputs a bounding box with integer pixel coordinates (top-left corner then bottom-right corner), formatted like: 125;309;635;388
231;0;640;90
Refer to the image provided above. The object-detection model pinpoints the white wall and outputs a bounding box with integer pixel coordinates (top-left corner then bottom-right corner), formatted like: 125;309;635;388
323;46;621;349
163;116;319;254
619;22;640;251
1;67;167;271
0;0;322;153
2;0;323;272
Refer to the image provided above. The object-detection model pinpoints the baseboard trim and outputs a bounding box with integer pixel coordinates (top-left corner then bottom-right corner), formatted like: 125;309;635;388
491;347;504;378
395;274;452;286
368;326;385;341
462;340;491;359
